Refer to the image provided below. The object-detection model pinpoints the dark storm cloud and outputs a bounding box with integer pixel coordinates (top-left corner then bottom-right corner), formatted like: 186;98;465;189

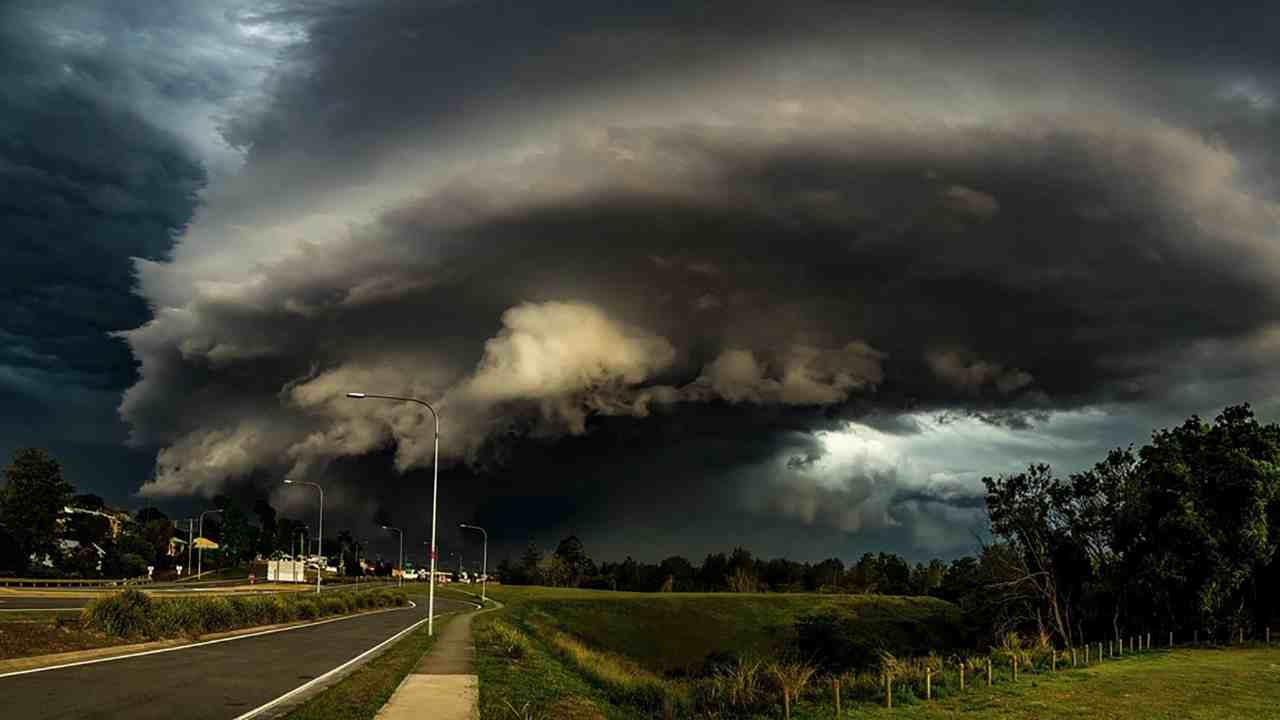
95;0;1280;556
0;1;292;500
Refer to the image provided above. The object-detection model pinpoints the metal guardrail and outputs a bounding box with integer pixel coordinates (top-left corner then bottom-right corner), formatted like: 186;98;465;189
0;577;153;588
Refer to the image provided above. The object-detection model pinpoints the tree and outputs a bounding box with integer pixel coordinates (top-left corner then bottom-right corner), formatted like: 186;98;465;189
1120;405;1280;639
70;493;104;510
516;543;543;585
142;519;176;570
65;512;112;547
0;448;73;572
983;463;1077;647
216;500;255;566
135;507;168;524
253;499;277;558
554;535;591;586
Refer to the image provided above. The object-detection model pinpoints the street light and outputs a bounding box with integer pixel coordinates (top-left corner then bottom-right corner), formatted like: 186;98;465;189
296;524;309;585
197;508;223;577
382;525;404;588
284;479;324;595
459;523;488;602
346;391;440;636
184;517;195;576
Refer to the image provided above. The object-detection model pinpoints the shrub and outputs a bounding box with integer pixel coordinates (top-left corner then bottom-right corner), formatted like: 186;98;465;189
83;589;153;638
294;599;320;620
151;598;204;637
484;620;533;659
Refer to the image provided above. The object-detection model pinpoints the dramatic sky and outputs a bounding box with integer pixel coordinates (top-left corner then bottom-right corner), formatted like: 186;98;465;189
5;1;1280;567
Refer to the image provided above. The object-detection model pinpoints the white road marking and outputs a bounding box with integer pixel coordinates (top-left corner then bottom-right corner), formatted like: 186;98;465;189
232;608;443;720
0;601;417;680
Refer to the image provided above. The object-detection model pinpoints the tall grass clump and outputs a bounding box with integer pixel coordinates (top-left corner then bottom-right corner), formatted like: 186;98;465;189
534;621;685;714
82;589;153;638
483;619;534;660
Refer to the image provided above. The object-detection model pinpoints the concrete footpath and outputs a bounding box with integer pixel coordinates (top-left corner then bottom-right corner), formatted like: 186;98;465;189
376;595;499;720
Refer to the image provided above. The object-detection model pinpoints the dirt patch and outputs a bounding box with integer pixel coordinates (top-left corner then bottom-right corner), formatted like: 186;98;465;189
548;696;607;720
0;619;118;660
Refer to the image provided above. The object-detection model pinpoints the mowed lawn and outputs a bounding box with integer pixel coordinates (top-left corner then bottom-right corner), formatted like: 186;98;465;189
865;647;1280;720
485;585;964;674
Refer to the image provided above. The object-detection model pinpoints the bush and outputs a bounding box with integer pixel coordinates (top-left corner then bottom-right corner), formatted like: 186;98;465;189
294;599;320;620
83;589;153;638
484;620;533;659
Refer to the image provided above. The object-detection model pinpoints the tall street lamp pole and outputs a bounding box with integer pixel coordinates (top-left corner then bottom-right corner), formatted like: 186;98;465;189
197;509;223;577
346;392;440;636
382;525;404;588
459;523;488;603
284;480;324;595
185;518;195;576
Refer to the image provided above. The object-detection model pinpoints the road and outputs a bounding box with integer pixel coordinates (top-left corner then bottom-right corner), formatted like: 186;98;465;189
0;596;474;719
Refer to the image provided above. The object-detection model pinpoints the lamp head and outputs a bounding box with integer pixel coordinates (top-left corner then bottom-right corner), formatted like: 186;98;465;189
283;479;294;484
346;392;366;399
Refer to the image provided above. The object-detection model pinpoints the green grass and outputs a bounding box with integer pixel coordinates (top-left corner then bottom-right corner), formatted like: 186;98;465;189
283;615;451;720
475;610;645;720
485;585;964;674
841;646;1280;720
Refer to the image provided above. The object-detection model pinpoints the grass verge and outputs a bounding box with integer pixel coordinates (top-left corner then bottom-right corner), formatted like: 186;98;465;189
281;614;453;720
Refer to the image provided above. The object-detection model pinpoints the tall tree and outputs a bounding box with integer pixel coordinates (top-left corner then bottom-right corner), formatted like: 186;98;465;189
253;499;278;558
0;448;73;572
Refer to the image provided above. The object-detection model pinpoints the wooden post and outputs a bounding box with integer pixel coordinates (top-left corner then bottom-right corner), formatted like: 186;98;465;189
885;674;892;709
1098;642;1103;662
926;668;932;700
1085;644;1089;664
1072;647;1077;667
833;678;841;716
1013;655;1018;681
987;658;993;687
960;663;965;691
782;687;791;720
1169;631;1173;648
1147;633;1151;650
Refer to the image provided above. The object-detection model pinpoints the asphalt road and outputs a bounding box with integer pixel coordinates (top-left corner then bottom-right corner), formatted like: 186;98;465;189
0;596;87;611
0;596;474;719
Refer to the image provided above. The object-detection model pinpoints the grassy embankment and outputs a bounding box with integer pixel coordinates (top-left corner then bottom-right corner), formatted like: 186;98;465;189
474;586;1280;720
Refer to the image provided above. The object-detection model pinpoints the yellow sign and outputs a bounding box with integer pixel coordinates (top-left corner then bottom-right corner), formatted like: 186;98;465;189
192;537;220;550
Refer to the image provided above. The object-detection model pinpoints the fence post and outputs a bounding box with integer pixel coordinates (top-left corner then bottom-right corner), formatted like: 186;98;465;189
1072;647;1077;667
1098;642;1102;662
833;678;841;716
1085;643;1089;664
926;668;932;700
960;662;965;691
1169;631;1173;649
885;674;892;709
1013;655;1018;682
987;658;993;687
1147;633;1151;650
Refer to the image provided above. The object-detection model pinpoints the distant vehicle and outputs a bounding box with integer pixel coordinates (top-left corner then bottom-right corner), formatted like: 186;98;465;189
402;569;419;581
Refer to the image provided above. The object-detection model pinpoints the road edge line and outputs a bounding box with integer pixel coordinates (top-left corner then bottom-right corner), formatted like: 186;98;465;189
0;601;416;680
231;608;441;720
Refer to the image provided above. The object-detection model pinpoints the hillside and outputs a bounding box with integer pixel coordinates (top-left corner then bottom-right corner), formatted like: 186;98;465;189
486;586;966;674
